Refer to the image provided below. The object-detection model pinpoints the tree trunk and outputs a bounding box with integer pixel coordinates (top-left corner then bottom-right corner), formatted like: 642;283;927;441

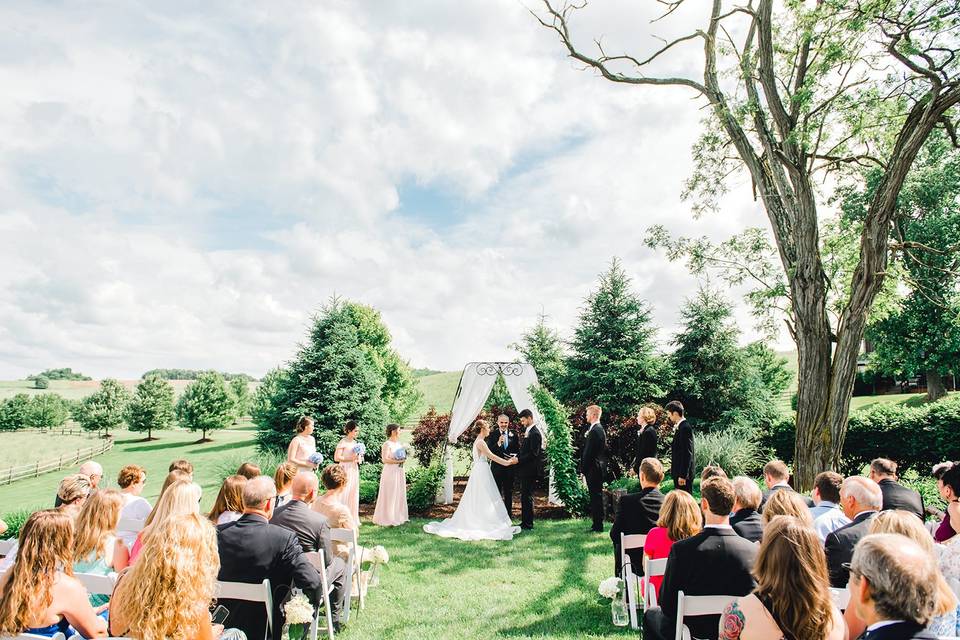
927;370;947;402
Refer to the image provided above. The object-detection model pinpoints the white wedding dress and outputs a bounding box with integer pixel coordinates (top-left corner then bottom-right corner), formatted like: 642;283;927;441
423;438;522;541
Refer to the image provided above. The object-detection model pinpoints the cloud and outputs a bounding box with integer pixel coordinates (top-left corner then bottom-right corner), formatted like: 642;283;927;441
0;0;781;379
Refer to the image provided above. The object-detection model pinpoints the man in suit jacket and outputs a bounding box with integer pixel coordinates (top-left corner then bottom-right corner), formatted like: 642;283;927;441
515;408;545;530
581;405;608;532
611;457;665;576
632;406;658;476
729;476;763;543
270;474;347;627
666;401;694;493
486;414;520;516
643;476;757;640
759;459;814;511
848;533;941;640
868;458;925;520
825;476;882;588
217;476;323;639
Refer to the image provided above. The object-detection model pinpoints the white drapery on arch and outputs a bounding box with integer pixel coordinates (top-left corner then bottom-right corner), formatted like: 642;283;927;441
441;362;554;504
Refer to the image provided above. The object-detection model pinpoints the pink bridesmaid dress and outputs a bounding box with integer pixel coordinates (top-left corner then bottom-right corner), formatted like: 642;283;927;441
336;439;361;527
372;441;409;526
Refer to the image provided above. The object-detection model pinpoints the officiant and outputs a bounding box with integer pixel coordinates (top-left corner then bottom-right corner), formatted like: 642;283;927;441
486;413;520;517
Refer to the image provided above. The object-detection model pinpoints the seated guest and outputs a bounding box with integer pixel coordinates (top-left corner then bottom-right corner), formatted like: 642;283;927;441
848;533;942;640
217;475;323;638
55;461;102;508
0;510;108;638
825;476;882;587
869;458;924;520
701;465;728;481
843;510;959;639
810;471;850;542
169;458;194;477
314;464;367;564
729;476;763;543
643;490;701;602
760;488;814;528
934;462;958;542
130;480;202;564
72;489;129;606
111;513;245;640
159;468;192;496
643;477;757;640
273;461;298;509
271;474;348;626
116;464;151;548
210;475;248;525
57;473;91;518
236;462;261;480
759;460;812;511
719;515;845;640
610;457;666;576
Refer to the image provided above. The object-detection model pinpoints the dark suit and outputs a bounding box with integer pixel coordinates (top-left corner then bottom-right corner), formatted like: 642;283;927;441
759;484;815;511
516;425;544;529
856;621;938;640
217;514;323;640
643;527;758;640
633;424;658;475
825;511;877;588
729;508;763;543
270;500;347;625
581;422;608;531
486;427;520;516
670;419;694;492
610;487;664;576
878;478;925;520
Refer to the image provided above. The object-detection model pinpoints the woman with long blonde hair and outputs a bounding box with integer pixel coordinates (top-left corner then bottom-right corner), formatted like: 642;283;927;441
110;513;242;640
0;509;107;638
760;489;815;528
73;489;129;606
129;480;201;564
719;515;843;640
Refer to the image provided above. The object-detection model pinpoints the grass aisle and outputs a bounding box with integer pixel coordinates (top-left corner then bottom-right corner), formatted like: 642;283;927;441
341;518;633;640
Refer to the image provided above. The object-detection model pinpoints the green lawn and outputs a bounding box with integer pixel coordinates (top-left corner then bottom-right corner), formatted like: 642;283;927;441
0;431;102;469
411;371;461;421
850;391;951;412
342;518;631;640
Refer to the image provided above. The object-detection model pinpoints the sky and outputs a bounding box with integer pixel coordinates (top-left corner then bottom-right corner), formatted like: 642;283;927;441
0;0;782;380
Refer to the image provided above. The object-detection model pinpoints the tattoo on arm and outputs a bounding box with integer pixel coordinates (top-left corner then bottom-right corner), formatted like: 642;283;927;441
719;600;745;640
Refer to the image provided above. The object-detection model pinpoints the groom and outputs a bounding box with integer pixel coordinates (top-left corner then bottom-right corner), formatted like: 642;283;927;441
515;408;544;530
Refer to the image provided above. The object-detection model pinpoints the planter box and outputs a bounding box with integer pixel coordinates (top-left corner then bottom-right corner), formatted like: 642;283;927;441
603;488;627;522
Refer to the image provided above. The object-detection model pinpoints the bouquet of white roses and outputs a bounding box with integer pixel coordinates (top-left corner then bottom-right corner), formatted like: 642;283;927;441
283;590;314;625
370;545;390;565
598;577;622;600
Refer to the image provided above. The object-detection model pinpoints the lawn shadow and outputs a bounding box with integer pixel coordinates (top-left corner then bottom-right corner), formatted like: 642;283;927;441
121;440;191;452
186;439;257;455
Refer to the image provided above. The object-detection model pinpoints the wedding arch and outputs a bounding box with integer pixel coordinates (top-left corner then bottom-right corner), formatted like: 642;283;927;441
439;361;556;504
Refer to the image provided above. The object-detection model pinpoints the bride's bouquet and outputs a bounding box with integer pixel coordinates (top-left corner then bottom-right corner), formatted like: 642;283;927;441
393;447;407;462
352;442;366;457
307;452;324;465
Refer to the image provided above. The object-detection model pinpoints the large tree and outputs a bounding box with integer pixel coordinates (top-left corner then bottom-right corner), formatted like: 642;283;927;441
560;257;670;416
0;394;32;431
76;379;130;437
536;0;960;487
511;312;567;393
126;374;176;440
29;394;70;430
176;371;233;442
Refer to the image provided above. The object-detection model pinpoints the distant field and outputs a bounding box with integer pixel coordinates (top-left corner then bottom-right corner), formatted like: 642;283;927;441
411;370;461;420
0;431;101;469
0;378;256;402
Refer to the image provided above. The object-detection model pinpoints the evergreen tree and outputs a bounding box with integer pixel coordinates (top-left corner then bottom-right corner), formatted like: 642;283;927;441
559;258;670;416
76;379;130;436
229;377;252;423
126;375;176;440
176;371;233;441
251;368;288;435
0;394;31;431
511;312;566;393
255;300;390;458
29;394;69;430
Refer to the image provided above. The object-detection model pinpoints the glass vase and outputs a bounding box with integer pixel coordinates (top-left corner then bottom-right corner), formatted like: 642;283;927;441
281;622;309;640
610;593;629;627
367;564;381;588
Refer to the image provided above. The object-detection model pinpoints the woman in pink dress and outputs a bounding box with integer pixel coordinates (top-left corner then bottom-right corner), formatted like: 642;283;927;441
333;420;363;528
643;490;701;601
373;424;409;527
286;416;319;474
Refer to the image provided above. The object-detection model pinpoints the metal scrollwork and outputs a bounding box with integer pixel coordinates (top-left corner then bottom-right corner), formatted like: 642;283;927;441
472;362;526;377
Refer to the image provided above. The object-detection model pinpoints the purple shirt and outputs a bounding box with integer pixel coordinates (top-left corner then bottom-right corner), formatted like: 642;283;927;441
935;513;956;542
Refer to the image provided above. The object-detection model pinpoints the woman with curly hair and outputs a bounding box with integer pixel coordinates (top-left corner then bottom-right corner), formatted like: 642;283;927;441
73;488;129;606
110;512;244;639
0;509;107;638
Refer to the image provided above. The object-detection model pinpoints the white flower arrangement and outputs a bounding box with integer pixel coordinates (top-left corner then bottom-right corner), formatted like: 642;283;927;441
283;591;315;625
370;545;390;565
598;577;622;600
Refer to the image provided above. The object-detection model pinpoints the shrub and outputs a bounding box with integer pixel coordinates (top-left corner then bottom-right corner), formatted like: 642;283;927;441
407;461;444;512
0;394;31;431
694;424;766;478
606;476;640;493
33;376;49;390
533;385;588;517
359;479;378;504
214;449;287;484
2;506;38;540
410;405;521;468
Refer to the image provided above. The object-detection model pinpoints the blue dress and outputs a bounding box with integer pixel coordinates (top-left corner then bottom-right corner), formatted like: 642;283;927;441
24;618;71;637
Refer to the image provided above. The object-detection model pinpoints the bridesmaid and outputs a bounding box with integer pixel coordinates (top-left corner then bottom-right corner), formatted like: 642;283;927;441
372;424;409;527
286;416;319;474
334;420;363;527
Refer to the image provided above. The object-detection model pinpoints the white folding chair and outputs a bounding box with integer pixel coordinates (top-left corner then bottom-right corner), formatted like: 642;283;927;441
304;550;336;640
0;540;17;557
674;591;736;640
619;533;646;630
830;587;850;611
644;557;668;610
330;529;359;619
217;579;274;640
74;572;117;598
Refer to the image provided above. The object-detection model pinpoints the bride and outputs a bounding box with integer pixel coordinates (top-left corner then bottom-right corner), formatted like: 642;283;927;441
423;419;522;541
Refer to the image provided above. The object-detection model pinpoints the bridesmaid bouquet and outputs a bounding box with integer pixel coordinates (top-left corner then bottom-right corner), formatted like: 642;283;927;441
352;442;366;456
393;447;407;462
307;453;324;465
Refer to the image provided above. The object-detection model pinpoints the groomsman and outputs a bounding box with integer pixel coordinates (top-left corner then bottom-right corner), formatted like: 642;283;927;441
486;414;519;516
667;401;694;493
515;409;544;530
581;405;608;532
632;406;658;476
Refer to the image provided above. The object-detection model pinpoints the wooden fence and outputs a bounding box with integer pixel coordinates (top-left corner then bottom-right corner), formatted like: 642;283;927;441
0;438;114;486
